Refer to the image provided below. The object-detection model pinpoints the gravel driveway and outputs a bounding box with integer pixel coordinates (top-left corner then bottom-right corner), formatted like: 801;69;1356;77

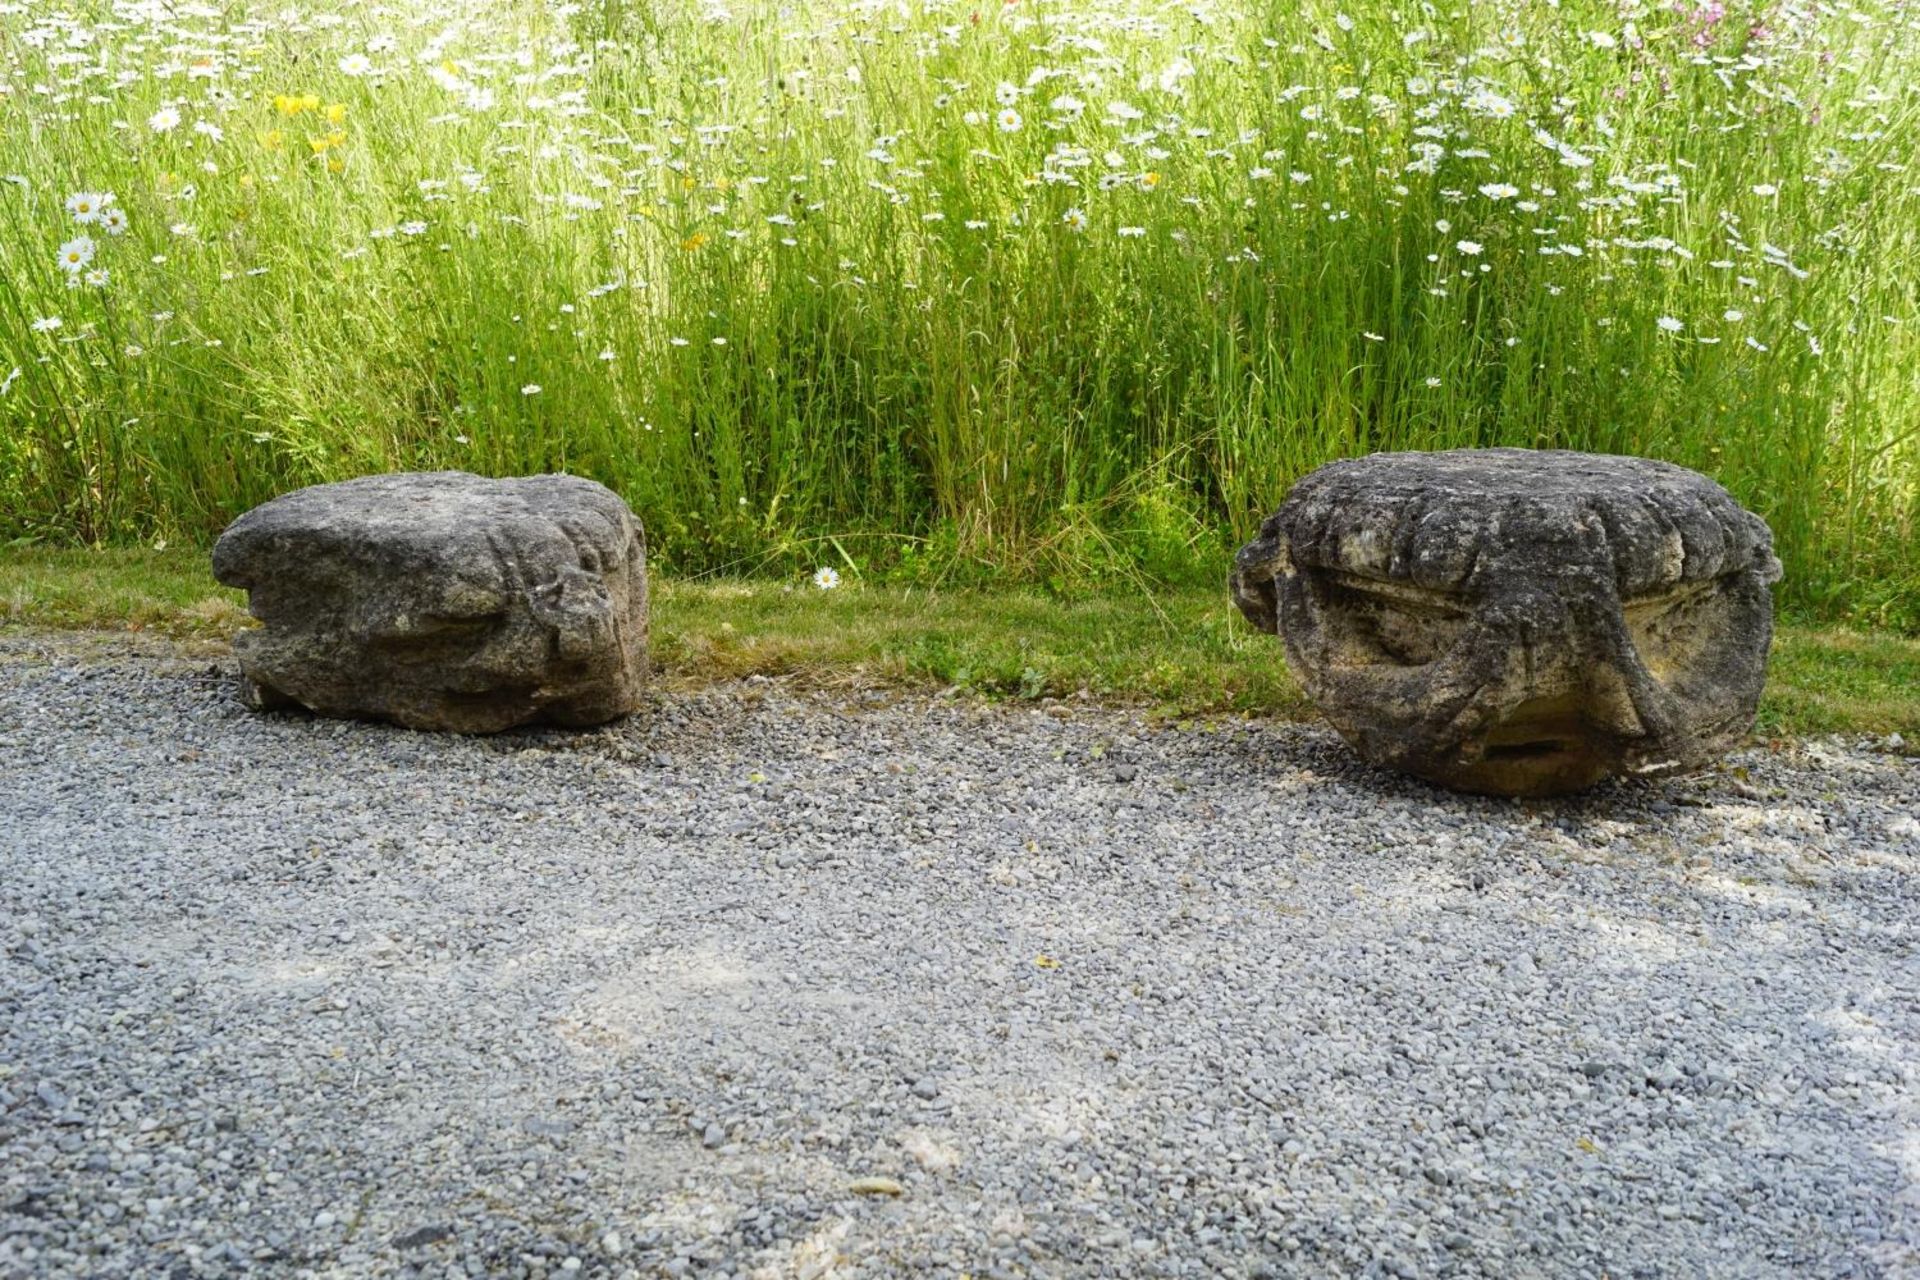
2;635;1916;1279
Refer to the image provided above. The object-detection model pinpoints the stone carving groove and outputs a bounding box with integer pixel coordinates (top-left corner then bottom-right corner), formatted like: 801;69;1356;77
1231;449;1781;796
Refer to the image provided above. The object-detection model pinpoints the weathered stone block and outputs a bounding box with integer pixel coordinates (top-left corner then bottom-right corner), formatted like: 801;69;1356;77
212;471;648;733
1230;449;1781;796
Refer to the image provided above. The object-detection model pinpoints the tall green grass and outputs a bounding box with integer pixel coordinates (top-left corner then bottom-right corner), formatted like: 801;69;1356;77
2;0;1916;625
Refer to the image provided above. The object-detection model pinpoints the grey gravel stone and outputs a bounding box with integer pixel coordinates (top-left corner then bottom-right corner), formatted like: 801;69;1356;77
393;1224;454;1249
0;633;1915;1279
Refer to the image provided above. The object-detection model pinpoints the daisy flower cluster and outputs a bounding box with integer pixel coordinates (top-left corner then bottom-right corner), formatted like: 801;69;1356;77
52;189;126;292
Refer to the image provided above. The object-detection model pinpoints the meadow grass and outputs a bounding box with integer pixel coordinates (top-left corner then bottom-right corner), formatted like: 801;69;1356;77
1;0;1917;626
2;547;1914;738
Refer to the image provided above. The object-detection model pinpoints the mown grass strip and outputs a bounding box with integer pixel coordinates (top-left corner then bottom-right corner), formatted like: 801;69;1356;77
1;548;1913;737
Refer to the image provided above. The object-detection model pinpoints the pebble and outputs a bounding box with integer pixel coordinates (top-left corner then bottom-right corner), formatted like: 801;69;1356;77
849;1177;905;1197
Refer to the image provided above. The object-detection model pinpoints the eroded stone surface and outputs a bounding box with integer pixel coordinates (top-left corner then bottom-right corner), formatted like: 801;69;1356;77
1231;449;1781;796
212;471;648;732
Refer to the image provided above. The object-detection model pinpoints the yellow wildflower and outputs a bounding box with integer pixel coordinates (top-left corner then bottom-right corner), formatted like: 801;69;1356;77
681;232;709;251
325;102;347;124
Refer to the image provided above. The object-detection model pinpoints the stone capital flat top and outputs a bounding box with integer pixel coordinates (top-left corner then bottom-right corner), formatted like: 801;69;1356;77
212;471;639;589
1244;447;1778;598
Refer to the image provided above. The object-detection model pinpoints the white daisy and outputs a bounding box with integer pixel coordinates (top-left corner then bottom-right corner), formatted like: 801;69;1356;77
65;191;109;223
57;236;96;274
1465;90;1517;120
